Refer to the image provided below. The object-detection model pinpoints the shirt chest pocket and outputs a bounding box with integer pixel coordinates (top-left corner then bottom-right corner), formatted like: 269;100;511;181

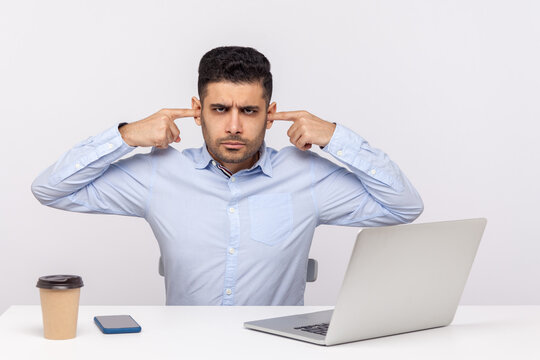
248;193;293;246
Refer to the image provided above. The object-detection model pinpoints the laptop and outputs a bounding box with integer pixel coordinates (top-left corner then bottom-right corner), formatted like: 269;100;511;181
244;218;487;346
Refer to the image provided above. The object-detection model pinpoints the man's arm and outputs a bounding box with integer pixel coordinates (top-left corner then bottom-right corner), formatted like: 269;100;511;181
31;124;150;216
312;123;423;226
31;108;199;216
268;111;423;226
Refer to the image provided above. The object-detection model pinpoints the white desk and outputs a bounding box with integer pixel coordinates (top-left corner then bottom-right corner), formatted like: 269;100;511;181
0;305;539;359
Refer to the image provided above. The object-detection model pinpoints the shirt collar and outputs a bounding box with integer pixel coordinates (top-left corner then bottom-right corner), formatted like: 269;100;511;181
193;141;273;178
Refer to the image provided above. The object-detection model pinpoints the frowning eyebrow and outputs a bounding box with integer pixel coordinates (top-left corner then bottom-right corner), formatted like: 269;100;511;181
210;103;260;111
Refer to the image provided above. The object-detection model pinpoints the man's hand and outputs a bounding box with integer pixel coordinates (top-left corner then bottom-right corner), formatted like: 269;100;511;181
268;111;336;151
119;108;200;148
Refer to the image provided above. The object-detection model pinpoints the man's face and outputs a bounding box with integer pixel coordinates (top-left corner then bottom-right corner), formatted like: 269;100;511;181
192;81;276;169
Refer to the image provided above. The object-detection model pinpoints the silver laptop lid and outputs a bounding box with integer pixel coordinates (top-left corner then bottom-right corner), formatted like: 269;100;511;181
325;218;487;345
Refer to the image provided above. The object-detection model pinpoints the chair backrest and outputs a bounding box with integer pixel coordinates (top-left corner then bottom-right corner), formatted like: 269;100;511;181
158;257;318;282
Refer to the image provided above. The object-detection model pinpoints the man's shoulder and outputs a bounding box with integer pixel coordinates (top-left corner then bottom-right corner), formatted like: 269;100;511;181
266;145;320;173
150;145;196;160
268;145;311;159
270;145;332;163
121;145;197;169
270;145;343;175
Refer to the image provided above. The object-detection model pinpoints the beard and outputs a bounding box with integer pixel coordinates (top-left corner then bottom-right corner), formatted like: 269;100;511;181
200;114;266;165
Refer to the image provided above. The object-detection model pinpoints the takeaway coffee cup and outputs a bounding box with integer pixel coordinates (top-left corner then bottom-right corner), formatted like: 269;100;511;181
36;275;84;340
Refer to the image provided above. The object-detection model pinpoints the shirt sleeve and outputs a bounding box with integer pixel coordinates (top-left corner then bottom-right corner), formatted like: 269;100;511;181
310;123;424;227
31;124;154;218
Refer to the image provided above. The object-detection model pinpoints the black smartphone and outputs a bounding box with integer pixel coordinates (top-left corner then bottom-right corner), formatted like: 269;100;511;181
94;315;142;334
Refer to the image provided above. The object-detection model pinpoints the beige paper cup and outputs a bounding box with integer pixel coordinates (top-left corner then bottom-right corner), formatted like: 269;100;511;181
36;275;84;340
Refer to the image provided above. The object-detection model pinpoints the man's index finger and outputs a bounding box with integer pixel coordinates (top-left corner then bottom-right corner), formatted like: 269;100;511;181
164;108;200;119
267;111;305;121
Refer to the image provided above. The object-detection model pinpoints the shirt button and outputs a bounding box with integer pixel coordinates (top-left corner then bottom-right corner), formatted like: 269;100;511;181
228;248;235;255
225;289;232;295
370;169;377;175
75;163;82;169
212;161;216;166
107;143;113;149
229;207;235;213
337;150;343;156
230;177;236;182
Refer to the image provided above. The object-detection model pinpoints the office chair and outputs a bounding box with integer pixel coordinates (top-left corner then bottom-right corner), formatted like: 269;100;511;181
158;256;318;282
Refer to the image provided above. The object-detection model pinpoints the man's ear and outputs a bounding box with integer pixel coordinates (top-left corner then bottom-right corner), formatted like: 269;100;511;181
192;96;202;126
266;101;277;130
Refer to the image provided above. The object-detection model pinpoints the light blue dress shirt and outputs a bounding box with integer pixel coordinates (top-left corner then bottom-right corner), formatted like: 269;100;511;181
31;123;423;305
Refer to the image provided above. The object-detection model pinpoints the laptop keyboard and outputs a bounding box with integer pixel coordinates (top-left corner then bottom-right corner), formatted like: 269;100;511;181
294;323;329;336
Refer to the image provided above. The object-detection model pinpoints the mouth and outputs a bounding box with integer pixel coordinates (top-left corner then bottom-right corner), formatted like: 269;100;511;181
222;142;246;149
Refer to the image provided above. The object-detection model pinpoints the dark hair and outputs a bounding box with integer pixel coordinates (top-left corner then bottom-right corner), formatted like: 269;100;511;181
198;46;272;107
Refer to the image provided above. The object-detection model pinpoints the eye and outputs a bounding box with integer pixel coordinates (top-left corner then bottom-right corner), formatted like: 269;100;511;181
244;109;256;115
214;107;226;113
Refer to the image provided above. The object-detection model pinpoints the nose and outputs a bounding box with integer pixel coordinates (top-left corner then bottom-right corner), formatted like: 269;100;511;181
225;107;242;134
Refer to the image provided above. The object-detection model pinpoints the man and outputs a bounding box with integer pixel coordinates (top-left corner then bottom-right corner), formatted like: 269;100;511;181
31;46;423;306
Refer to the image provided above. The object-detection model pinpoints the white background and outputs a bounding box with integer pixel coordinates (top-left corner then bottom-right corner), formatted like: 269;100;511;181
1;0;539;315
